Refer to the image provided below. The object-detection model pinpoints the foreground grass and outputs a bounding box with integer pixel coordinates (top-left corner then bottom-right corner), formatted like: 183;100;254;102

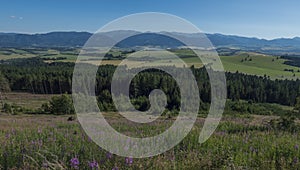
0;114;300;169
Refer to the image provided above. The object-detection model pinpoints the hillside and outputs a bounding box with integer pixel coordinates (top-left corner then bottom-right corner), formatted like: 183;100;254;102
1;31;300;55
220;53;300;79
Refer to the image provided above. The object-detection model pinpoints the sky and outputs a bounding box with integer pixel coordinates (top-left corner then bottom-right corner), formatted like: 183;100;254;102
1;0;300;39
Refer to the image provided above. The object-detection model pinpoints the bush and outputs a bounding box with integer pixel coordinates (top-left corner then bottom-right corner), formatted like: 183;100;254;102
225;100;289;116
268;115;298;132
2;103;12;113
2;103;30;115
42;94;74;115
294;96;300;113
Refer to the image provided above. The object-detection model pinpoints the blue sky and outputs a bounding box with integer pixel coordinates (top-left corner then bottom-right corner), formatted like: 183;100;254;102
1;0;299;39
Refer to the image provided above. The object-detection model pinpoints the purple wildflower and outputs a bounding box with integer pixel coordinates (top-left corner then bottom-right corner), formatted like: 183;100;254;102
5;133;10;139
88;160;99;169
42;162;49;168
112;167;119;170
106;152;113;159
38;127;42;134
125;157;133;165
11;128;16;135
70;157;79;169
293;157;298;164
38;140;43;146
295;144;299;150
124;145;129;151
31;140;35;145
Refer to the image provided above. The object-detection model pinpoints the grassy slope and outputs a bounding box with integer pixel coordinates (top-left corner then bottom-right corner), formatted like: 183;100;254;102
220;53;300;79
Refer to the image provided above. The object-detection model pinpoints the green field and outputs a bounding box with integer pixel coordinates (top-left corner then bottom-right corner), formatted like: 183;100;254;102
220;53;300;79
1;48;300;80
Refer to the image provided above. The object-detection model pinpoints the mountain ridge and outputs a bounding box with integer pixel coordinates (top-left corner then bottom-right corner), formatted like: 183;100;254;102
0;31;300;55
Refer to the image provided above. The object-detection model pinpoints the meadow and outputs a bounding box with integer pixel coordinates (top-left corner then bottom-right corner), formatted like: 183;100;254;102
1;112;300;169
220;53;300;80
0;92;299;169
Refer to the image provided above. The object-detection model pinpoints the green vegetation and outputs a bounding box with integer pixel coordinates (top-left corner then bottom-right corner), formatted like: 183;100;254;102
220;53;300;79
0;114;300;169
1;48;300;79
1;48;300;169
41;94;74;115
224;100;293;116
0;47;78;62
0;72;10;92
295;97;300;114
0;57;300;108
0;93;54;109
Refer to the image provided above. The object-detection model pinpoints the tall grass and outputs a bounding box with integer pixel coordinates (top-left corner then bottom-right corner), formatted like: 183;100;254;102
0;115;299;169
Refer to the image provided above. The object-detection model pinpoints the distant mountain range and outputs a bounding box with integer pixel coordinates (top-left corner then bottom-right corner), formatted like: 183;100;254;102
0;32;91;47
1;31;300;55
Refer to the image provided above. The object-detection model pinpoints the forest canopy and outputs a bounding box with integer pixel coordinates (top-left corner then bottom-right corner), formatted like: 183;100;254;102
0;57;299;111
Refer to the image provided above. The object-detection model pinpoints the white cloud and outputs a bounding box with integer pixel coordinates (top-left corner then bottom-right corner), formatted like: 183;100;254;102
10;15;23;20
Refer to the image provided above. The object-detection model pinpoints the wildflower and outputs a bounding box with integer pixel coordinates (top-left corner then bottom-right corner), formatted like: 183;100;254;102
88;160;99;169
106;152;113;159
38;127;42;134
70;157;79;169
42;162;49;168
31;140;35;145
38;140;43;146
11;128;16;135
125;157;133;165
293;157;298;164
124;145;129;151
5;133;10;139
112;167;119;170
295;144;299;150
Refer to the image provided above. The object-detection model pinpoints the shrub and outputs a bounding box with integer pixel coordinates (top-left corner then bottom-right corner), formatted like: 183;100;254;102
2;103;29;115
42;94;74;115
268;115;298;132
